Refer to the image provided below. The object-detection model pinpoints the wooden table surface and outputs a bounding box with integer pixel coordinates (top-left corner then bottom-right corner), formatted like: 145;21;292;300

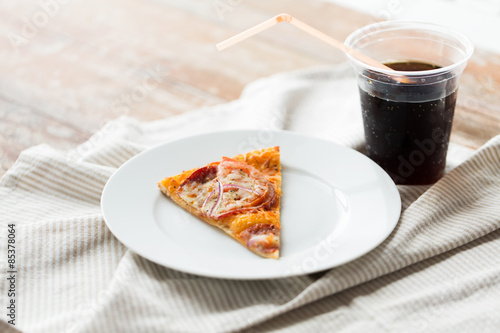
1;0;499;176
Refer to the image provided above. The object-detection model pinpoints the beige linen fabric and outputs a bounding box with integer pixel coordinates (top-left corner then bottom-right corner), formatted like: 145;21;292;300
1;65;500;332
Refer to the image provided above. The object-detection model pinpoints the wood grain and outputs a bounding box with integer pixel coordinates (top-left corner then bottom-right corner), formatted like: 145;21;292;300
0;0;499;176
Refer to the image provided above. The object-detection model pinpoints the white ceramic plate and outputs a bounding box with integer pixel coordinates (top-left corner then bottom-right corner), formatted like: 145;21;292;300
101;130;401;279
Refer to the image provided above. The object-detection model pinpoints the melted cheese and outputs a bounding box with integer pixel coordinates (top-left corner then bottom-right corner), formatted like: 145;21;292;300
247;233;278;248
178;180;215;211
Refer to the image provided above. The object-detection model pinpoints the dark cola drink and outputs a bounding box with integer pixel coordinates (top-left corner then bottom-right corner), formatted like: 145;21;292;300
359;61;458;185
345;22;473;185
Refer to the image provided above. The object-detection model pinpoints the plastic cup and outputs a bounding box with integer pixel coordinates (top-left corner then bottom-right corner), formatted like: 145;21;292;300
345;21;474;185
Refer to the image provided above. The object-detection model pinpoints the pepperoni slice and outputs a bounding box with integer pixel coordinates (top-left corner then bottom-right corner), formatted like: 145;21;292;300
182;165;217;185
239;223;279;253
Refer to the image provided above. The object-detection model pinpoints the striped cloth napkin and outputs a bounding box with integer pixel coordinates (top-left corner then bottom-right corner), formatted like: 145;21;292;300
1;65;500;333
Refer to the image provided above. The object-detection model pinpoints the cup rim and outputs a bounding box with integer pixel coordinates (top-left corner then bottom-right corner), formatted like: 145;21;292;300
344;20;475;77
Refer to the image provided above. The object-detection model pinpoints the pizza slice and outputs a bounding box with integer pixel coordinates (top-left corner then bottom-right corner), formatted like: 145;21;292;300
158;146;281;259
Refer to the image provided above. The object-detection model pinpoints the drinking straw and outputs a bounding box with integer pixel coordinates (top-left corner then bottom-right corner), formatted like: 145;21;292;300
216;13;395;72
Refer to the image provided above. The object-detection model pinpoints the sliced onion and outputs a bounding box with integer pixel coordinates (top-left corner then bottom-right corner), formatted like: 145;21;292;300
201;190;215;215
222;184;261;196
213;183;276;219
209;179;223;217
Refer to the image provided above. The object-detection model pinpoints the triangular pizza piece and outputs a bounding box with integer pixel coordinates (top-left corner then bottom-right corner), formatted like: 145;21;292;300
158;146;281;259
